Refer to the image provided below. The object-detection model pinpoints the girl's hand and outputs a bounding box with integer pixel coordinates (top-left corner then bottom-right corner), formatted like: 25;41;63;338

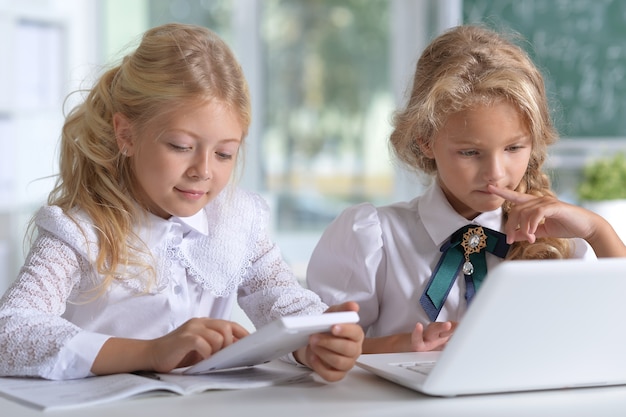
411;321;457;352
294;301;364;382
148;318;250;373
92;318;249;375
487;184;626;257
487;185;597;243
359;321;456;354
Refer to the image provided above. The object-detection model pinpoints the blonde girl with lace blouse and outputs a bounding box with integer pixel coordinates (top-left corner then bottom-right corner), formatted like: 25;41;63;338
0;23;363;381
306;25;626;355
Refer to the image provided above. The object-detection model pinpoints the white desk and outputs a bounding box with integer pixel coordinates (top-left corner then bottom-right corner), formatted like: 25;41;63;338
3;364;626;416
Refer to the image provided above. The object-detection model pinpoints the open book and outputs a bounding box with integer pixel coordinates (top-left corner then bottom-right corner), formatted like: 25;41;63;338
0;364;312;411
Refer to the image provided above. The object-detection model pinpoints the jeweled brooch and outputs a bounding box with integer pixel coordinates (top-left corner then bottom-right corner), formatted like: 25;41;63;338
461;226;487;275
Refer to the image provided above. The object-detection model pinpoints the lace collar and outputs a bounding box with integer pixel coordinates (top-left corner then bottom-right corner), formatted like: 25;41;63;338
35;188;261;296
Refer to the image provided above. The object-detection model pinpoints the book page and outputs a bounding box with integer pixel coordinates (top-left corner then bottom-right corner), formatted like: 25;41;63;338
0;373;179;411
0;363;313;411
159;365;313;394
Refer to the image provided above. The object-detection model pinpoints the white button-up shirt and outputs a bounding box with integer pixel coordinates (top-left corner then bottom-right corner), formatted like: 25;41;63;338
307;182;595;338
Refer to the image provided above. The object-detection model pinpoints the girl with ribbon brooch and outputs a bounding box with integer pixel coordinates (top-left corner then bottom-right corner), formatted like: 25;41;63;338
307;25;626;354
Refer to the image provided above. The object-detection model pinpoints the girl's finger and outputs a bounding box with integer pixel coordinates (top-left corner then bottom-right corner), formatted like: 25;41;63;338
487;184;535;204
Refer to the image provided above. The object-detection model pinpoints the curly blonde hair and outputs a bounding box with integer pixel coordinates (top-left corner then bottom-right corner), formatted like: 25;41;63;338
390;25;570;260
47;23;251;289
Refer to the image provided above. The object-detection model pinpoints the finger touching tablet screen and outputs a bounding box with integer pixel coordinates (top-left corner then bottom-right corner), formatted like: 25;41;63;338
183;311;360;375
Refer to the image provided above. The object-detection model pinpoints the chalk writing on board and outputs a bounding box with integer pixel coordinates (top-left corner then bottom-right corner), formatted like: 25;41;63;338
464;0;626;137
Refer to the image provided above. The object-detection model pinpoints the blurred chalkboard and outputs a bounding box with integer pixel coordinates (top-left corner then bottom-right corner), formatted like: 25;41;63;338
463;0;626;137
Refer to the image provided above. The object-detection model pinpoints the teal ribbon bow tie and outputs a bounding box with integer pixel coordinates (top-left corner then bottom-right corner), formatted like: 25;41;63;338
420;225;510;321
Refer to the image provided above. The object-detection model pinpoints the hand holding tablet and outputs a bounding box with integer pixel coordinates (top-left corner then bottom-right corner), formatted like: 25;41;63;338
183;311;360;375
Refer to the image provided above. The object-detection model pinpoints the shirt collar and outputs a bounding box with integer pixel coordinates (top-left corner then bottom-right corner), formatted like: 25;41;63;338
134;208;209;252
419;181;504;247
172;209;209;236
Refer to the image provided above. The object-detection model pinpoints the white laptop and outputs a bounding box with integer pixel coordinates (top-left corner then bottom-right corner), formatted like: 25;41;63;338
183;311;359;374
357;258;626;396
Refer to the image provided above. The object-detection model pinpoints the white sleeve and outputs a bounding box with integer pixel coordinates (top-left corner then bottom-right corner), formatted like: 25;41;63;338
306;203;385;334
0;231;106;380
571;237;598;260
236;192;327;329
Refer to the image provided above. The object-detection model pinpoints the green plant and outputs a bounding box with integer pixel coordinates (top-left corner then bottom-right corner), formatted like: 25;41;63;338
577;153;626;201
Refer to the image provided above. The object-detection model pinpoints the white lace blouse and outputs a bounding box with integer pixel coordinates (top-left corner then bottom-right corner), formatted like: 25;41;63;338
0;187;326;380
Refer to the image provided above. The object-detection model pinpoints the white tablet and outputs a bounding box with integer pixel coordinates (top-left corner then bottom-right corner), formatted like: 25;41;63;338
183;311;360;375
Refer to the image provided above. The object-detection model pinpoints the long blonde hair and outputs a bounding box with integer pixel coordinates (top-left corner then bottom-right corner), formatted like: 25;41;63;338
390;25;570;259
47;23;251;289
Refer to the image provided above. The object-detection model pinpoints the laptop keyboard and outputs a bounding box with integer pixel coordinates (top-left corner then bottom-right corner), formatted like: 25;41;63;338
395;361;437;376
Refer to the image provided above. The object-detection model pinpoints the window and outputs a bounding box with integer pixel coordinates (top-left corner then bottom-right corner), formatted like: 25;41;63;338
259;1;393;232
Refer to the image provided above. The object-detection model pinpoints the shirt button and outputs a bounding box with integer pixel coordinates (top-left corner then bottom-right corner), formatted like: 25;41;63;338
174;285;182;295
